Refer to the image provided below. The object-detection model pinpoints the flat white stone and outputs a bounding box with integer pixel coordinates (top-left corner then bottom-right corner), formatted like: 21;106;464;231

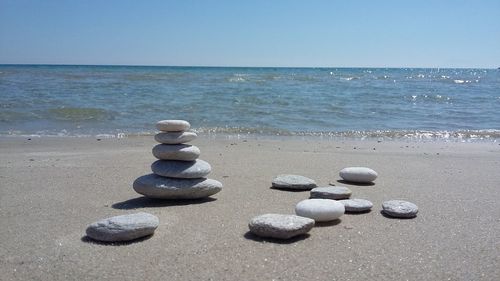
151;159;211;179
339;198;373;212
152;144;200;161
133;174;222;199
295;199;345;222
156;120;190;132
272;174;317;190
248;214;314;239
382;200;418;218
86;212;159;242
339;167;378;183
310;186;352;200
154;131;197;144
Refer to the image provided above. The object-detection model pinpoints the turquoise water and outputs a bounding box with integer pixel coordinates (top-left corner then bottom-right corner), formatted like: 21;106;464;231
0;65;499;140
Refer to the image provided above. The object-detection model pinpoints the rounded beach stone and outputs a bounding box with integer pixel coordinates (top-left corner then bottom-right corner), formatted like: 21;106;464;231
151;159;211;179
382;200;418;218
152;144;200;161
156;120;190;132
85;212;159;242
310;186;352;200
271;174;317;190
339;198;373;212
133;174;222;199
339;167;378;183
295;199;345;222
248;214;315;239
154;131;197;144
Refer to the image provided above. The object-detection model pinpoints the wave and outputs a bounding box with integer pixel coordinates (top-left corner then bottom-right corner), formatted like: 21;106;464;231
2;127;499;141
193;127;500;141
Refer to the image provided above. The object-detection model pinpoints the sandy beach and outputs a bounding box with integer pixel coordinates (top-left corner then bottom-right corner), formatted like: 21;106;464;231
1;136;499;280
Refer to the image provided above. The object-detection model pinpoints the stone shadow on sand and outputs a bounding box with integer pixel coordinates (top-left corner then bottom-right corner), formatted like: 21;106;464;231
243;231;310;244
314;219;342;227
334;180;375;186
269;186;311;192
81;234;154;246
112;196;217;210
345;210;372;215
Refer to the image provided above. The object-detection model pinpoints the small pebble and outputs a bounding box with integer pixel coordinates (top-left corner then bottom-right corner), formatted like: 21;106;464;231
272;174;317;190
382;200;418;218
310;186;352;200
156;120;190;132
295;199;345;222
339;167;378;183
86;212;159;242
151;159;211;179
339;198;373;212
248;214;314;240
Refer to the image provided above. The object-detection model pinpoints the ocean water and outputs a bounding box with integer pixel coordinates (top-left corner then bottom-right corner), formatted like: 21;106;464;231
0;65;499;141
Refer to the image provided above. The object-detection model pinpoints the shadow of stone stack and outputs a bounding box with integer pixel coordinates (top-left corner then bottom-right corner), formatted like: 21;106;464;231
133;120;222;199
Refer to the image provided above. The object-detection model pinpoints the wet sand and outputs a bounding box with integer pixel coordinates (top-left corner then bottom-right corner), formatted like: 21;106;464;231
1;136;499;280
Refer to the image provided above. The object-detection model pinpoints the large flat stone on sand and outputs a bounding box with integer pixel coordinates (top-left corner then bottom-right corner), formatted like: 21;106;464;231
271;174;317;190
310;186;352;200
339;167;378;183
248;214;315;239
133;174;222;199
154;131;197;144
86;212;159;242
295;199;345;222
152;144;200;161
156;120;190;132
382;200;418;218
151;159;211;178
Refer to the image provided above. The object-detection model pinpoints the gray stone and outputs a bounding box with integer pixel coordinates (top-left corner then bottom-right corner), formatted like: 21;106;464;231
339;167;378;183
154;131;197;144
151;159;211;179
382;200;418;218
310;186;352;200
271;174;317;190
152;144;200;161
86;212;159;242
156;120;190;132
133;174;222;199
248;214;315;239
295;199;345;222
339;198;373;212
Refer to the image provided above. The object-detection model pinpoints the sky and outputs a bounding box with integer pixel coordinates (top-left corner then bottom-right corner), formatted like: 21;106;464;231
0;0;499;68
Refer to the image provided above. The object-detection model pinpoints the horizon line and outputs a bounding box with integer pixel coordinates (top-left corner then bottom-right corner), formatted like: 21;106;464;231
0;63;497;69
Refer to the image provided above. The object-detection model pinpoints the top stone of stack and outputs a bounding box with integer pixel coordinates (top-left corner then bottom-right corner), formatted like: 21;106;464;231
156;120;191;132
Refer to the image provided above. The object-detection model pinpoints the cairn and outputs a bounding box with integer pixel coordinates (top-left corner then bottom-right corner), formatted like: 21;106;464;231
133;120;222;199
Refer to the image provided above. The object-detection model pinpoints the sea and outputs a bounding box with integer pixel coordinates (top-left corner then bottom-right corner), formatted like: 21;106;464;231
0;65;499;141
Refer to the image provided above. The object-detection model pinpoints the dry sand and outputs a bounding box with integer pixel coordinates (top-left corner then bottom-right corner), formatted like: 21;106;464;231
1;136;499;280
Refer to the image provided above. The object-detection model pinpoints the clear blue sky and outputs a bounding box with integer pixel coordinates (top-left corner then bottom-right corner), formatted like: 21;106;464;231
1;0;499;68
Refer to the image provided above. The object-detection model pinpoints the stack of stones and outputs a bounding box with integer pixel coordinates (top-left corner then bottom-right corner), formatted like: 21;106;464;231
133;120;222;199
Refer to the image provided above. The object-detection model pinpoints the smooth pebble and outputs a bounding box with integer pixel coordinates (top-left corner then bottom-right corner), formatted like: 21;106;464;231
154;131;197;144
248;214;315;240
295;199;345;222
156;120;190;132
310;186;352;200
272;174;317;190
339;167;378;183
382;200;418;218
152;144;200;161
86;212;159;242
133;174;222;199
339;198;373;212
151;159;211;179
